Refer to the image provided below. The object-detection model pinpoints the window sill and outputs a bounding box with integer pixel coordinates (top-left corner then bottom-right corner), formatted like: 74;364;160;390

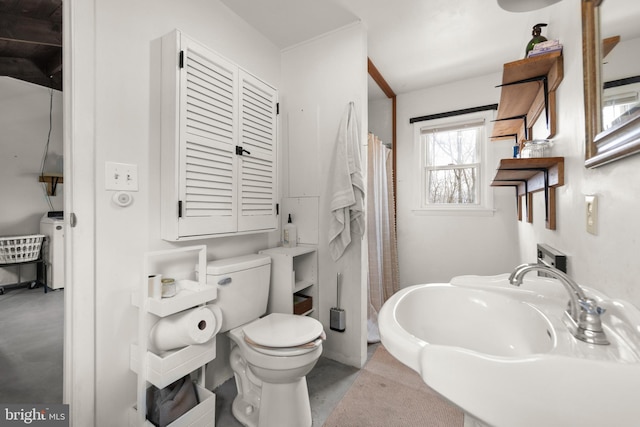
411;207;496;217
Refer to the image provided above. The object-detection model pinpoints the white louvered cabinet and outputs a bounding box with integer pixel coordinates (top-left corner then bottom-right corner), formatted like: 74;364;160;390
160;29;278;241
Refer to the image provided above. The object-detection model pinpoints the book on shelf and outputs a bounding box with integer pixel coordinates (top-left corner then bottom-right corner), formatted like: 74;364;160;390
533;39;560;50
527;44;563;58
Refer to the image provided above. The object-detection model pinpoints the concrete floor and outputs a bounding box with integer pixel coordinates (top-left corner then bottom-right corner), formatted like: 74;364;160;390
0;284;375;425
0;284;63;403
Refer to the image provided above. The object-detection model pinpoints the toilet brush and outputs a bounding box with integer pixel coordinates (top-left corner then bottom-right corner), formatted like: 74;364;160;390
330;273;346;332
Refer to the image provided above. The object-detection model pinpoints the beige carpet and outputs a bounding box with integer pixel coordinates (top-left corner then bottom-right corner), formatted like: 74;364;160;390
323;345;464;427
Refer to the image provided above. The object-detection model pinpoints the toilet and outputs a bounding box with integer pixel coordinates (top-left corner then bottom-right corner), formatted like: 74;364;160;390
203;254;324;427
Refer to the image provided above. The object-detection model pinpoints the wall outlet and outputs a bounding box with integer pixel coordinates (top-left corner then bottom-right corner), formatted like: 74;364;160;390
585;195;598;235
105;162;139;191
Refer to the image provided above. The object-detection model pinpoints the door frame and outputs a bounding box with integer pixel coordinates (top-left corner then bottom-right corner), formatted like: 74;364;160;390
63;0;96;424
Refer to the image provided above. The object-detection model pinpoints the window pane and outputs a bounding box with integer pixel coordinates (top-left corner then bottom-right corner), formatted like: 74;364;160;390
426;167;477;204
426;128;478;167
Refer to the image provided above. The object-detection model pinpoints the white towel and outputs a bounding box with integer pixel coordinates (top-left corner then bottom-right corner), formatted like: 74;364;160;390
329;102;365;261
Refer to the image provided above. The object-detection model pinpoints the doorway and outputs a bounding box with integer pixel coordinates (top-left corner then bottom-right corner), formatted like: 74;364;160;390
366;59;399;342
0;0;65;403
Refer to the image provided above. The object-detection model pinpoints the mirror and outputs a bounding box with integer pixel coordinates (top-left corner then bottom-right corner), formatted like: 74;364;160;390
583;0;640;167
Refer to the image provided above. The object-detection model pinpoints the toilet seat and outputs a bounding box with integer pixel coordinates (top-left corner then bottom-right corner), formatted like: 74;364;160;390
243;335;324;357
240;313;324;356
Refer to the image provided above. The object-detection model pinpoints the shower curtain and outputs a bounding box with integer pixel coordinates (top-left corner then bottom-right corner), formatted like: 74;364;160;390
367;133;400;343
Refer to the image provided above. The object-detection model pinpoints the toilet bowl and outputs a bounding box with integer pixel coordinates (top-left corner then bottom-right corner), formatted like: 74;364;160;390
203;254;324;427
228;313;323;427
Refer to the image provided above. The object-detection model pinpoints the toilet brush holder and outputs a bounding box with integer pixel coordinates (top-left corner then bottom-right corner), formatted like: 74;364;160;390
330;273;346;332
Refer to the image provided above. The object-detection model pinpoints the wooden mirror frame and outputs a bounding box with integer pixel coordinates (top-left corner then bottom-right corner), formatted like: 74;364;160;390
583;0;640;167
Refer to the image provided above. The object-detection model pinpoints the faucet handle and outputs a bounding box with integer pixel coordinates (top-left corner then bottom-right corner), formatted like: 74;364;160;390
579;298;606;316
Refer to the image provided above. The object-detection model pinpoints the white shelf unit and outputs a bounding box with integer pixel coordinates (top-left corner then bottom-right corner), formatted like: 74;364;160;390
259;246;317;318
130;245;217;426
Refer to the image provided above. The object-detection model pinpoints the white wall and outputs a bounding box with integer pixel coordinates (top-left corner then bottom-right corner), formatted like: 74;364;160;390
602;32;640;82
0;78;63;283
368;96;393;145
396;73;520;286
87;0;281;424
517;0;640;307
281;24;368;368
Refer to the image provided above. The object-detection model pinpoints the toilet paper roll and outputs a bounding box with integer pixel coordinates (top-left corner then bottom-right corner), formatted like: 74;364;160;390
148;274;162;300
149;306;220;352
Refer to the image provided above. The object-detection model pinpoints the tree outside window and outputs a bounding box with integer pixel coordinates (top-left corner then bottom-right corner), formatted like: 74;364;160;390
421;120;483;207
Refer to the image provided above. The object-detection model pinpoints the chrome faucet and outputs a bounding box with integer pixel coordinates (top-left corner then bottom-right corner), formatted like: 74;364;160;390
509;263;609;345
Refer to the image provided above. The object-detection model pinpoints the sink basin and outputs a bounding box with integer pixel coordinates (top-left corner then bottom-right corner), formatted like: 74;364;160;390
379;277;640;427
391;284;554;365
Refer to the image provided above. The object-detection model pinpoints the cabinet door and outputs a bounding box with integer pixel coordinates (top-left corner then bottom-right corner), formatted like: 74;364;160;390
161;30;277;240
237;70;278;232
177;34;240;237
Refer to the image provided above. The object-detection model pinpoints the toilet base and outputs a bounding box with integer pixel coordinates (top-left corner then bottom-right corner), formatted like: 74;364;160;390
231;394;259;427
231;377;312;427
258;378;312;427
226;323;321;427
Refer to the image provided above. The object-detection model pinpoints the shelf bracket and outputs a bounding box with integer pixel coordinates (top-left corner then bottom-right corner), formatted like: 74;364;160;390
38;174;63;196
543;77;549;127
495;74;547;88
493;179;529;222
491;158;563;230
519;167;550;223
496;167;551;226
497;75;549;128
492;115;529;140
543;168;549;222
490;133;519;142
525;180;529;221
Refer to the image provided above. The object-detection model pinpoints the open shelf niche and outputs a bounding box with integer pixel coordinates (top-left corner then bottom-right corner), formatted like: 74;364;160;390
259;245;318;318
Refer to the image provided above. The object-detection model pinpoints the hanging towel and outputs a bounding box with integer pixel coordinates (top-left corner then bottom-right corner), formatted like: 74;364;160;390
329;102;365;261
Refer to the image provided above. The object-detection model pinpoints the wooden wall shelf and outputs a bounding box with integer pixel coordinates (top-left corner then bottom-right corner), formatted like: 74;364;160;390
491;157;564;230
39;173;63;196
602;35;620;59
491;51;564;146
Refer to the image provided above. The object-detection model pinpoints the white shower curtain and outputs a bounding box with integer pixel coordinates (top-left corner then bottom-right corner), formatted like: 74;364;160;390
367;133;399;343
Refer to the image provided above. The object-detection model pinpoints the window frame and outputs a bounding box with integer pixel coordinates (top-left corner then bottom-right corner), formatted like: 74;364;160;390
412;110;495;216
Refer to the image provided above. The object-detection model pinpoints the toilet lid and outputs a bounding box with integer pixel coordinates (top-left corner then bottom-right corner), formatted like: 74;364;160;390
243;313;324;348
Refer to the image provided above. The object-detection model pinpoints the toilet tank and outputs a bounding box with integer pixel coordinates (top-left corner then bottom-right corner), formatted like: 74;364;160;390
201;254;271;332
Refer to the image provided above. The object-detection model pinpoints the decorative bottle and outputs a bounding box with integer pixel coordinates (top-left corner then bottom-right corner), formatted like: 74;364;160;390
283;214;297;248
525;23;548;57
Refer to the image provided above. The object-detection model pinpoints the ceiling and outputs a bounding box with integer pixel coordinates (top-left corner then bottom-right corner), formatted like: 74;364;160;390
2;0;638;97
222;0;640;100
0;0;62;91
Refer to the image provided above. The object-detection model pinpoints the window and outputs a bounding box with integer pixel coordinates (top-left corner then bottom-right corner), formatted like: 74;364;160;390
413;111;494;213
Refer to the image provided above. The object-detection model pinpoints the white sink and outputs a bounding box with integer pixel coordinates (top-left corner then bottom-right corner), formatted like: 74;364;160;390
379;275;640;427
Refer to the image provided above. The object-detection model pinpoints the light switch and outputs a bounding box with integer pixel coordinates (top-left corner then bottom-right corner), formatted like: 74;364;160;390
105;162;139;191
